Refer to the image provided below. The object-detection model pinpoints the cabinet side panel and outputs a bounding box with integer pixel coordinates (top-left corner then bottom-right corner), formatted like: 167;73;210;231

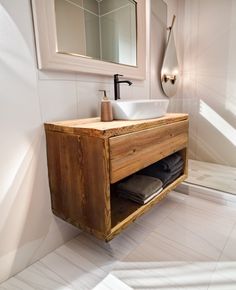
45;131;85;223
45;131;111;238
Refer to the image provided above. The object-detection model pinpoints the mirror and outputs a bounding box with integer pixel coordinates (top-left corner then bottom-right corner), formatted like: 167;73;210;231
55;0;137;66
161;15;179;97
31;0;145;79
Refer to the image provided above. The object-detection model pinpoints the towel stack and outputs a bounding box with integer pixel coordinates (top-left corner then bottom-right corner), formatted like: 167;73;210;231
117;174;163;204
140;152;184;188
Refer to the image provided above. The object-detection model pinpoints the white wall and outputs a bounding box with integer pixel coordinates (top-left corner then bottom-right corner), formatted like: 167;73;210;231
149;0;167;100
149;0;184;113
180;0;236;166
0;0;148;283
164;0;185;113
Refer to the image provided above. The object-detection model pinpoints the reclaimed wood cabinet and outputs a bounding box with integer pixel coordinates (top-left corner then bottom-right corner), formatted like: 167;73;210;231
44;113;189;241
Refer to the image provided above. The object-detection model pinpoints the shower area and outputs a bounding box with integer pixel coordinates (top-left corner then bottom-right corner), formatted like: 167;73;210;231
151;0;236;202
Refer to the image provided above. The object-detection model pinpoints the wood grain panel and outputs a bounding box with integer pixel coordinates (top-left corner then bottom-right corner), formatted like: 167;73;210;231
45;113;188;138
80;135;111;236
109;120;188;183
45;131;111;238
46;131;84;222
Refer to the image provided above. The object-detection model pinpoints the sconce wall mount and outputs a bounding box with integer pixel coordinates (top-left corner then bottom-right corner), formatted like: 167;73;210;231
163;74;177;84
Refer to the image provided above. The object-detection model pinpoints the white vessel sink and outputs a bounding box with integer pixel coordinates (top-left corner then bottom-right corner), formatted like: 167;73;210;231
111;99;169;120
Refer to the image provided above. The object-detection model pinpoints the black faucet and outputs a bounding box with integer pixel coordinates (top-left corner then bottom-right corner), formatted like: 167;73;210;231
114;74;132;100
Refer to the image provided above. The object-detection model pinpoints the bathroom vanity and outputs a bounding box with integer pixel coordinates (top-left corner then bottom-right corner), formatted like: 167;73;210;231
44;113;189;241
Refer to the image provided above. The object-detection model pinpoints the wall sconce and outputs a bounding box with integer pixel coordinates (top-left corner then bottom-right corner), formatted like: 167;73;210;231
163;74;177;84
161;15;179;97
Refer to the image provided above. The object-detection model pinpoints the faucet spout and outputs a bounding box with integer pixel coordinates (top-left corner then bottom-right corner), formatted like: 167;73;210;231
117;80;133;86
114;74;133;100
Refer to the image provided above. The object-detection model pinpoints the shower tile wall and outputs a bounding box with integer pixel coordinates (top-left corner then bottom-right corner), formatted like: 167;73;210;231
100;0;136;65
55;0;100;58
99;0;129;15
84;11;100;59
55;0;87;54
180;0;236;167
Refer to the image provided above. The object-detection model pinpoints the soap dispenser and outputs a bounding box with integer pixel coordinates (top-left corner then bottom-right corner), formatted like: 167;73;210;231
99;90;113;122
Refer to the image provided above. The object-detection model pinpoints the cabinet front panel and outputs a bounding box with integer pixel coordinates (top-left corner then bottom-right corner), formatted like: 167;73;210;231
109;120;188;183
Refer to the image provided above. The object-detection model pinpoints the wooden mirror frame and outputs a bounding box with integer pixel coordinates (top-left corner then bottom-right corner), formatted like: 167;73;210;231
31;0;146;79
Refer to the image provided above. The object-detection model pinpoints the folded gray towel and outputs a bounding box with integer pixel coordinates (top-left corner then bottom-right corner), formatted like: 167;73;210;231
159;153;183;171
164;159;184;173
117;174;163;199
168;159;184;174
141;159;183;177
164;171;182;187
118;187;163;204
140;165;183;187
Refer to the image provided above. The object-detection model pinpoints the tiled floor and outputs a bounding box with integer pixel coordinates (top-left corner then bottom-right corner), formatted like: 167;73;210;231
1;191;236;290
186;159;236;195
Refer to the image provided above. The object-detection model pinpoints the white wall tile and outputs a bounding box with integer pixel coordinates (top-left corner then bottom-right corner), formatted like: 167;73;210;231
77;81;112;118
29;218;80;265
38;71;77;81
119;83;133;100
132;83;149;100
38;80;78;122
76;72;113;84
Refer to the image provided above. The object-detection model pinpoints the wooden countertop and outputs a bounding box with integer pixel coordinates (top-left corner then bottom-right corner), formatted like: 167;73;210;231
44;113;189;138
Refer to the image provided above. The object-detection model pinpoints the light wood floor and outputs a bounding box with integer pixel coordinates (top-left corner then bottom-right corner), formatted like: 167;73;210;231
1;191;236;290
185;159;236;195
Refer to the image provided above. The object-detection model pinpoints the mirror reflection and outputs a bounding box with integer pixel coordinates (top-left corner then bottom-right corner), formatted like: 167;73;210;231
54;0;137;66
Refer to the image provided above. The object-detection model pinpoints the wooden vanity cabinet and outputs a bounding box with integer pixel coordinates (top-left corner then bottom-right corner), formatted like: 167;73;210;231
44;113;189;241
